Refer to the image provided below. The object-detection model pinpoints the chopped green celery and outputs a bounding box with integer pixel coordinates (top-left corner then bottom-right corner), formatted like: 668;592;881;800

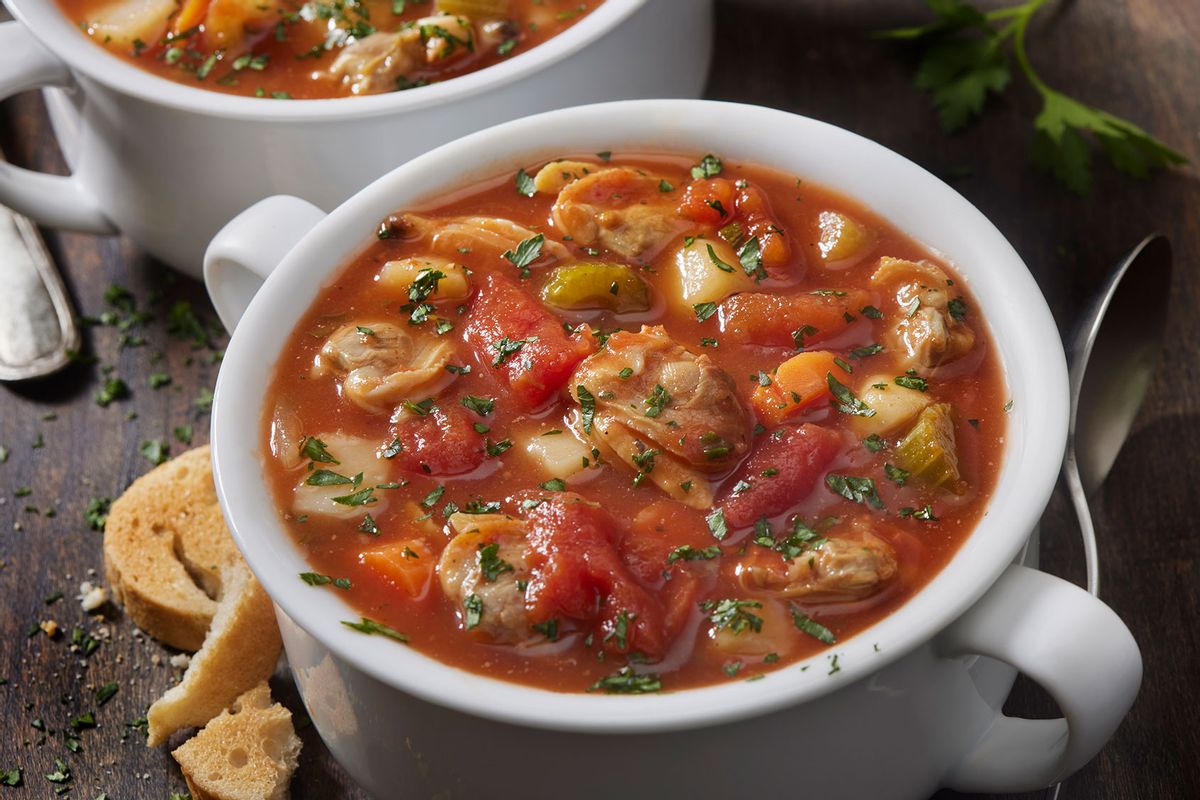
434;0;509;17
540;262;651;314
893;403;963;492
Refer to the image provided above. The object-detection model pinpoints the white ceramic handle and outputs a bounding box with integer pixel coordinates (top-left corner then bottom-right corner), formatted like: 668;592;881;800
203;195;327;333
0;22;115;234
939;564;1141;793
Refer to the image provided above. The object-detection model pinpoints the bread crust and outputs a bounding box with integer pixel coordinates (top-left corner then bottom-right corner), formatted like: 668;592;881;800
103;446;240;650
172;682;301;800
148;560;283;746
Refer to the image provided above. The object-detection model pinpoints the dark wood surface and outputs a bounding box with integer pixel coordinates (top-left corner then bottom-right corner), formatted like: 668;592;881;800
1;1;1196;797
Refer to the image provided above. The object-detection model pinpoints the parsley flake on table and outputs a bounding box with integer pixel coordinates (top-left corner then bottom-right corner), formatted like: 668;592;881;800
140;438;169;466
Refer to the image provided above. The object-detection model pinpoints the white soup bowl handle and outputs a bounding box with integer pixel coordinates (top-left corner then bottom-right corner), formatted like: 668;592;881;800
0;21;114;234
939;564;1141;792
204;196;327;333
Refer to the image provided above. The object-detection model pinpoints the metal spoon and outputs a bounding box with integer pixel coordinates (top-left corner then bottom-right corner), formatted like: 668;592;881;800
0;144;78;381
1065;233;1172;597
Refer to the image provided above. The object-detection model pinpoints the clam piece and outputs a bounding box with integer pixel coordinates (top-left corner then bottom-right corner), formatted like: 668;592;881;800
327;31;422;95
550;167;685;260
438;514;536;643
394;213;569;265
291;433;393;521
871;257;975;370
740;522;898;603
312;322;455;412
571;326;752;508
87;0;176;49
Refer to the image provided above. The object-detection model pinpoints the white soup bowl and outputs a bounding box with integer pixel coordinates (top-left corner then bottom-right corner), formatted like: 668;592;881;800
204;99;1141;800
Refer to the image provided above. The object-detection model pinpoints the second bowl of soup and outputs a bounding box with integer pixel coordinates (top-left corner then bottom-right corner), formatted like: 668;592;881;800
206;99;1140;799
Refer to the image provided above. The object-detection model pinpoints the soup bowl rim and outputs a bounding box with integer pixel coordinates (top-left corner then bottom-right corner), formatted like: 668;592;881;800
209;98;1070;734
2;0;648;121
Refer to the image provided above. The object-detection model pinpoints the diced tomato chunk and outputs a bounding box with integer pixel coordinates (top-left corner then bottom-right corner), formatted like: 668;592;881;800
719;424;843;529
389;404;484;476
678;178;737;226
751;351;840;424
735;183;792;272
463;273;596;410
524;494;667;659
719;289;871;348
625;502;719;640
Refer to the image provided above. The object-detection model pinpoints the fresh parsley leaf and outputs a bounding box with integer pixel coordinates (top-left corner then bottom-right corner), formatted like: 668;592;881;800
300;572;351;590
301;436;338;464
588;666;662;694
706;243;735;273
791;606;837;644
690;153;723;179
463;594;483;630
826;473;885;509
884;463;910;486
577;385;596;433
304;469;354;486
342;617;407;643
491;337;528;366
515;168;537;197
693;302;718;322
706;508;728;540
461;395;495;416
895;374;929;391
503;234;545;273
827;372;875;417
700;598;763;635
478;542;514;582
643;384;670;418
666;544;722;565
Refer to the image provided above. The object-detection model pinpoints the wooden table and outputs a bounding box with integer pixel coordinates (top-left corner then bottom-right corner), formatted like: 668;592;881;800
1;1;1196;797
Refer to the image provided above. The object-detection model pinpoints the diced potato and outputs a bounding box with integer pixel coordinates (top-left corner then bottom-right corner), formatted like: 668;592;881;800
292;433;393;520
204;0;285;53
751;351;840;425
540;262;651;314
708;599;796;658
847;374;932;437
377;256;470;303
893;403;963;492
361;539;435;597
523;429;594;481
670;237;756;312
817;210;875;267
88;0;176;49
437;0;509;16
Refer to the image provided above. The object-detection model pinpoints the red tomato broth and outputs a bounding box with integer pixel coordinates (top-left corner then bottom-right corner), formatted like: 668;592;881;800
55;0;603;99
261;152;1008;692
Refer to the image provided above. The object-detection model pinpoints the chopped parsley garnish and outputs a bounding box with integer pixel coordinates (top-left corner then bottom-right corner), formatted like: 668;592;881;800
700;599;764;635
862;305;884;319
358;514;379;535
666;544;722;565
706;243;735;273
514;168;537;197
691;153;724;179
331;487;376;506
140;438;169;466
693;302;718;322
381;438;403;458
605;610;633;650
300;572;351;590
304;469;355;486
884;463;910;486
486;439;512;457
95;681;119;706
948;297;968;320
895;374;929;391
301;436;339;464
791;606;837;644
618;367;634;379
643;384;670;418
863;434;886;453
588;666;662;694
421;485;445;508
461;395;495;416
900;505;939;521
491;336;529;366
503;233;545;275
463;594;483;630
478;542;515;582
658;179;674;192
738;236;766;280
827;372;876;417
577;385;596;433
84;496;112;532
825;474;885;509
706;508;729;540
849;343;884;359
540;478;567;492
792;324;818;350
94;377;129;407
532;618;559;641
342;617;408;643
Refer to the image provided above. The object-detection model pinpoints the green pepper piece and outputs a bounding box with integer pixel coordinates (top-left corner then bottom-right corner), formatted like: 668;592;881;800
540;262;651;314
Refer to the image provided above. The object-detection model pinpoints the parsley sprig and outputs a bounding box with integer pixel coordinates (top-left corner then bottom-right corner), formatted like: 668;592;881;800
879;0;1187;193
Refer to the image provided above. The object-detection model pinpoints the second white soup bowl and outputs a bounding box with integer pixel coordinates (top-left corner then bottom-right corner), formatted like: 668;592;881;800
205;99;1141;799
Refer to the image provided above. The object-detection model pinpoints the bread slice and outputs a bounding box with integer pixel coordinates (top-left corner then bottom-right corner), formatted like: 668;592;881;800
104;446;241;650
172;682;301;800
147;559;283;746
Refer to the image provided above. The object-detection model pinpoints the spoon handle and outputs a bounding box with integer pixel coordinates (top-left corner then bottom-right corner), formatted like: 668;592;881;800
1064;450;1101;598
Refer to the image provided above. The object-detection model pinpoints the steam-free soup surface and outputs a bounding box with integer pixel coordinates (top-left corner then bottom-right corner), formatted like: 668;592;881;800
262;151;1007;693
57;0;602;99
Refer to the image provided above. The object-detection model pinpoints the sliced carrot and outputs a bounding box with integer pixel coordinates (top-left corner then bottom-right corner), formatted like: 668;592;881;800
173;0;210;35
751;350;841;424
361;539;435;598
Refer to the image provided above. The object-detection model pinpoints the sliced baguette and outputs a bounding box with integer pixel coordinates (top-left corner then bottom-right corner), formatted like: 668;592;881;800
147;559;282;746
172;682;301;800
104;445;241;650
